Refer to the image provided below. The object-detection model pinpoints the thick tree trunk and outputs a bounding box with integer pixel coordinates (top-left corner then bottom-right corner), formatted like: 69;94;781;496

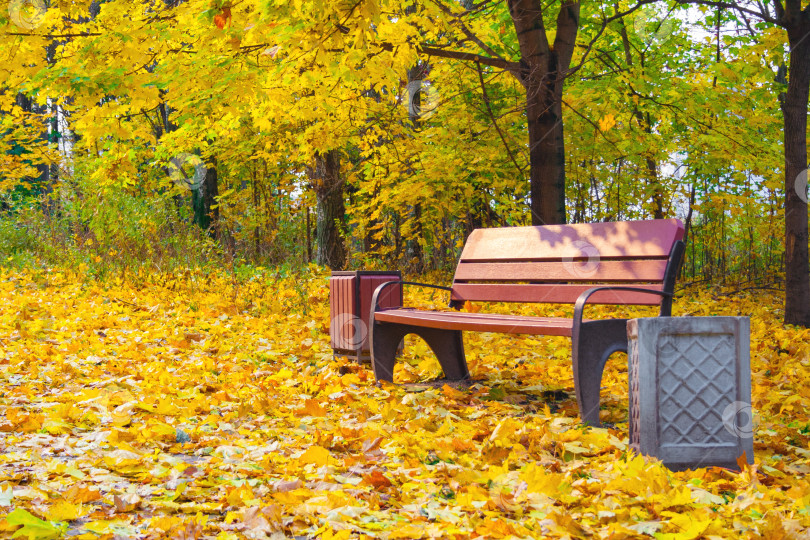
509;0;579;225
527;97;567;224
310;150;346;270
421;1;579;226
782;18;810;327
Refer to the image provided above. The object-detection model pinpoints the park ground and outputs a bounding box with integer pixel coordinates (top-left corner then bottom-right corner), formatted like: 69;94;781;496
0;265;808;539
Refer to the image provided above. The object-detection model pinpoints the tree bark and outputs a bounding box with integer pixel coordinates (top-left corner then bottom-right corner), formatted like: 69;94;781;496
676;0;809;327
421;1;579;226
306;206;312;264
252;166;261;259
406;64;426;269
508;0;579;225
193;157;219;238
309;150;346;270
782;15;810;326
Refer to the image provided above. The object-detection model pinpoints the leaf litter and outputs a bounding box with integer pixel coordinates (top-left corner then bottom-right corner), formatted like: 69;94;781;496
0;267;808;539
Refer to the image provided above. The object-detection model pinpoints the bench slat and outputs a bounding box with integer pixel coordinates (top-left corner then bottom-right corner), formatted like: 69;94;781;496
460;219;685;262
453;259;669;283
450;283;665;305
374;309;575;336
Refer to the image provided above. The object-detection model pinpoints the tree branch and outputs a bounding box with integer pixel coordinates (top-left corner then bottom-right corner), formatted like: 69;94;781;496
419;0;530;83
567;0;660;77
429;0;502;59
5;32;102;38
767;0;783;19
419;45;521;72
674;0;780;25
627;84;750;149
476;61;526;175
783;0;801;18
560;98;623;154
554;1;581;79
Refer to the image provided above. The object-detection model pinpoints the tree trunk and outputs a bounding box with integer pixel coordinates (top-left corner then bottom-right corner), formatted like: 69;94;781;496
618;14;664;219
306;206;312;264
509;0;579;225
309;150;346;270
647;154;664;219
252;166;261;260
363;185;382;255
527;95;567;224
193;157;219;238
421;1;580;226
782;17;810;326
406;64;426;269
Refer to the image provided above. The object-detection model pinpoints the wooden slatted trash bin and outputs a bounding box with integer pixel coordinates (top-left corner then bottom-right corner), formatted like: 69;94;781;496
330;271;402;362
628;316;754;471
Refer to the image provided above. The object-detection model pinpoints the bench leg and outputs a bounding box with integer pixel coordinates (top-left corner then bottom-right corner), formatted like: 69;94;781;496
370;321;469;382
572;319;629;427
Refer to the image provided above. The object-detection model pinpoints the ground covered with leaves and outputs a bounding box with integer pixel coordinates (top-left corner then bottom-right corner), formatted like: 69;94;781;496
0;266;808;539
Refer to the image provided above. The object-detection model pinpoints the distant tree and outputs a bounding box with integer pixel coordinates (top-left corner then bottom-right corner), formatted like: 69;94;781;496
417;0;656;225
673;0;809;326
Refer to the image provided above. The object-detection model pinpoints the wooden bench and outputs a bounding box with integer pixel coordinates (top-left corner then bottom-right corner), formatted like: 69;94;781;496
368;219;686;426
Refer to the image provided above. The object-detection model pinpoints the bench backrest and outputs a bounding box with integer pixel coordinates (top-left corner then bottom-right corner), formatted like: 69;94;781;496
450;219;685;306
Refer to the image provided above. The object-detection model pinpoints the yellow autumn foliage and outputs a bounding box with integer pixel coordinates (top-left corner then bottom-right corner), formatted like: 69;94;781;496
0;266;807;538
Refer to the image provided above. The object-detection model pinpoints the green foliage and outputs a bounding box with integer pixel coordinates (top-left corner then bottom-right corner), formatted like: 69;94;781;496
0;188;220;278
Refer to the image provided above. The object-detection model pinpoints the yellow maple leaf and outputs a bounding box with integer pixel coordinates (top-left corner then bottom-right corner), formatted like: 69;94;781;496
46;501;89;522
64;484;102;504
298;445;331;467
297;399;327;417
598;113;617;131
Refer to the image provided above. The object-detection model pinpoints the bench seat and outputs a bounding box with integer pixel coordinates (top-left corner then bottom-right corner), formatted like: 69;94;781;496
374;308;579;336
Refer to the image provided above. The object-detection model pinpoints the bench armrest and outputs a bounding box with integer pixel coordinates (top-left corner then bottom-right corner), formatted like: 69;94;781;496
572;286;674;330
370;280;457;314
